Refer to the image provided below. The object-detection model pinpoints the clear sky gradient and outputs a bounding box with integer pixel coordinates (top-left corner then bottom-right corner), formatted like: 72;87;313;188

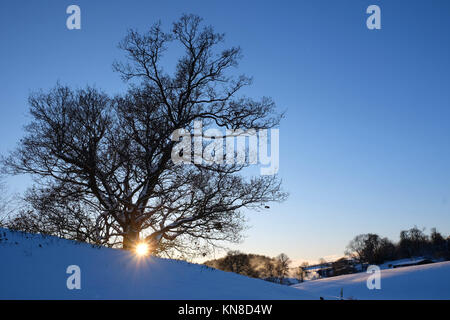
1;1;450;264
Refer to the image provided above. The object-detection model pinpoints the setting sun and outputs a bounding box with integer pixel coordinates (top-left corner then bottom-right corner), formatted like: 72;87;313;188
135;242;150;256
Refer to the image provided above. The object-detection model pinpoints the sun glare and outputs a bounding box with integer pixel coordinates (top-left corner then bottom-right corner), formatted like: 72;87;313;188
135;242;150;256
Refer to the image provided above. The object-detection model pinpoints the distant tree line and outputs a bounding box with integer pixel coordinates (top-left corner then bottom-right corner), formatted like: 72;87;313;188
204;226;450;284
346;226;450;266
204;251;292;284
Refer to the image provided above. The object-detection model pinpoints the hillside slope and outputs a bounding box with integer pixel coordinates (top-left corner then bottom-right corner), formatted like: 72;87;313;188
0;228;313;299
292;261;450;300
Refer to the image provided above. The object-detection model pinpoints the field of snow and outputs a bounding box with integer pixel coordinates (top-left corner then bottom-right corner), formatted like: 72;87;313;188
2;228;449;300
292;261;450;300
0;228;314;300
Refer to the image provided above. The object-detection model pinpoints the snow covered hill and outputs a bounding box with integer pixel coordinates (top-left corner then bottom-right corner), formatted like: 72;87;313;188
292;261;450;300
2;228;449;300
0;228;313;300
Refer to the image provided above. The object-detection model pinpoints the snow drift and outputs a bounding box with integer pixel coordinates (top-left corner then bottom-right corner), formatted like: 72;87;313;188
0;228;313;299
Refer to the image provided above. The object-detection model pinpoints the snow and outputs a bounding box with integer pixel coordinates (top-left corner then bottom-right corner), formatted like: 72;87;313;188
378;257;432;269
0;228;314;300
2;228;449;300
292;261;450;300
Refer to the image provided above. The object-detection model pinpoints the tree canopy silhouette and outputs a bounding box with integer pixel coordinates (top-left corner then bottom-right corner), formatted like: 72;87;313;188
2;14;286;257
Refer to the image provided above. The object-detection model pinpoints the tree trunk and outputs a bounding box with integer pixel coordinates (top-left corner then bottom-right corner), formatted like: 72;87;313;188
122;229;139;250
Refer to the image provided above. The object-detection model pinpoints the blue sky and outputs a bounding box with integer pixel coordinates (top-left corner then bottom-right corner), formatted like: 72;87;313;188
1;1;450;264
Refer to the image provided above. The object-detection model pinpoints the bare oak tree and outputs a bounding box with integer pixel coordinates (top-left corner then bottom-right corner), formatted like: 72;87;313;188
3;15;286;257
